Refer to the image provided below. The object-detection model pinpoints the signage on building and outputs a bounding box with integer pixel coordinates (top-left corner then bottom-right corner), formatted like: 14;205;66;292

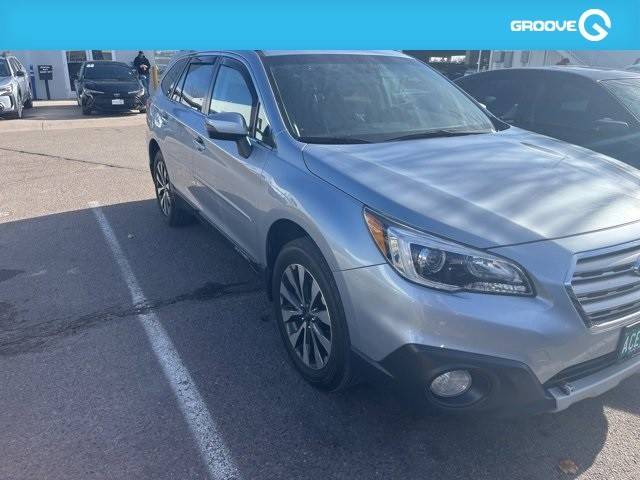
38;64;53;80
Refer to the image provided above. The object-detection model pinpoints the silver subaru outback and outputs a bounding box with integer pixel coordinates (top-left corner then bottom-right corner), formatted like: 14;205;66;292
0;55;33;119
146;50;640;414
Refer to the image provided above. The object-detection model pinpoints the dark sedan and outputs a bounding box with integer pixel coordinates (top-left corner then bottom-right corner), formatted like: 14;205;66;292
75;60;147;115
456;67;640;168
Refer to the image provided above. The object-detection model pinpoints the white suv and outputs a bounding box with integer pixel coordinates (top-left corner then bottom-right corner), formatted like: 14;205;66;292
0;55;33;119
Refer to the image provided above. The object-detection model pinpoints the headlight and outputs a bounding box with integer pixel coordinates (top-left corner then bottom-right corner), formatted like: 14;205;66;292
0;84;13;95
84;88;104;95
363;209;534;296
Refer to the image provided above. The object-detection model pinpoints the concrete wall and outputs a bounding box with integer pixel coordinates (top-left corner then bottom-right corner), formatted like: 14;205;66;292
12;51;69;100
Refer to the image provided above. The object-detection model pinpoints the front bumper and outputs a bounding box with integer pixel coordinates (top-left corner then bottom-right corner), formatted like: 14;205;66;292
336;239;640;414
356;342;640;415
83;92;145;111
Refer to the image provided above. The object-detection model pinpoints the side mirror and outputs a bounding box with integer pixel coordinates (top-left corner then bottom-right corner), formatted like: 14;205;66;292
15;70;25;77
594;117;629;135
205;112;249;140
205;112;252;157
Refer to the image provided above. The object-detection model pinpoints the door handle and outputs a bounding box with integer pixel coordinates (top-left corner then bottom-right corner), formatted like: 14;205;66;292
193;136;206;151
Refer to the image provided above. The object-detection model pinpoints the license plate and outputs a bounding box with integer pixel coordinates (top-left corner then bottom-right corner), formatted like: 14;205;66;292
618;322;640;361
111;99;125;105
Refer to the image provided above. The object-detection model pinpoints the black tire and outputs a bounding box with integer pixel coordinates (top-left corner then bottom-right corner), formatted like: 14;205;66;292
152;150;194;227
81;99;91;115
24;95;33;109
272;237;355;391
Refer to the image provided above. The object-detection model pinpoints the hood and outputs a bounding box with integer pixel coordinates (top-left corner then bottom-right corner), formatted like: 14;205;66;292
84;79;141;94
303;128;640;248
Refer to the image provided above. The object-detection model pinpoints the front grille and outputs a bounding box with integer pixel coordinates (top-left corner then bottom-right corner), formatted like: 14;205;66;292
569;243;640;326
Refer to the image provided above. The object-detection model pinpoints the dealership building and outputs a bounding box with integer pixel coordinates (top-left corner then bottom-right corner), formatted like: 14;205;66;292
5;49;639;100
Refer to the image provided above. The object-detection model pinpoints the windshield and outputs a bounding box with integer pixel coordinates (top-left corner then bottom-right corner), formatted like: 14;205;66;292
0;59;10;77
263;54;495;143
84;62;136;81
603;78;640;121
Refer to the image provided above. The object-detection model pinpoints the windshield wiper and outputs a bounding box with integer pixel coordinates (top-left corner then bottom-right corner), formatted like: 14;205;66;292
384;129;490;142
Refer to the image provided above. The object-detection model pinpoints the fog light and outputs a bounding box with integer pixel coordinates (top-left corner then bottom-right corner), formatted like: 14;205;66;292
429;370;472;398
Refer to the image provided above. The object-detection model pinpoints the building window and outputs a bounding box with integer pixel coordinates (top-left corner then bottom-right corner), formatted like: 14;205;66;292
66;50;87;63
91;50;112;61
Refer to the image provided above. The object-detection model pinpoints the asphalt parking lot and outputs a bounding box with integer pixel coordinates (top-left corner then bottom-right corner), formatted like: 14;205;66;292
1;101;640;480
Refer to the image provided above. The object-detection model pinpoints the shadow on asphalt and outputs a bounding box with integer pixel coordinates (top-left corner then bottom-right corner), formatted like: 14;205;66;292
2;199;637;479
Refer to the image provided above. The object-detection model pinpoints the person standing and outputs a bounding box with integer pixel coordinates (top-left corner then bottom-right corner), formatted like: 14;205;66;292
134;51;151;93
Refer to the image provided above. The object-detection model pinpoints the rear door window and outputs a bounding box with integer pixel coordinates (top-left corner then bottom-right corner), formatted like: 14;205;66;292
178;61;216;112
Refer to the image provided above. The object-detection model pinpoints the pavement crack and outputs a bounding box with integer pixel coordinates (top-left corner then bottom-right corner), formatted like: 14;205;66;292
0;146;146;172
0;279;264;356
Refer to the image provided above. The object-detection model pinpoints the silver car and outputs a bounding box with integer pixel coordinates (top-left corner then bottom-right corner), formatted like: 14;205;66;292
0;55;33;119
146;50;640;414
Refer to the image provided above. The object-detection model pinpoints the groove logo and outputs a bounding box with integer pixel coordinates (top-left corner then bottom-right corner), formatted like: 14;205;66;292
510;9;611;42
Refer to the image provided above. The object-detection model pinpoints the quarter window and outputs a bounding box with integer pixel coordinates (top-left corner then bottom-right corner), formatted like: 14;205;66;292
179;62;215;112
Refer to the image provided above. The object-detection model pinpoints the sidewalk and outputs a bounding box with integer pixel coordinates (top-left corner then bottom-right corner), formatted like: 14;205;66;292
0;100;146;133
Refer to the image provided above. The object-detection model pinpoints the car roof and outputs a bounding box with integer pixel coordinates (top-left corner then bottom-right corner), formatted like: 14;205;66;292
461;66;640;82
258;50;406;57
177;50;407;60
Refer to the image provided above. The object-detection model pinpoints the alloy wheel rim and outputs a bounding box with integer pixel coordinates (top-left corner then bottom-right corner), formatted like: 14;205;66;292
154;160;172;216
280;264;332;370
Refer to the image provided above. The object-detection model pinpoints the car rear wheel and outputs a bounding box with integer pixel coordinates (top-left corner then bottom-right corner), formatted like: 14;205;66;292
152;151;193;227
272;237;354;391
24;94;33;109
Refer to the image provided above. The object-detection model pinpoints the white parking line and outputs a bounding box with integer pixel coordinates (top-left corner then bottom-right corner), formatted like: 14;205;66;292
89;201;240;480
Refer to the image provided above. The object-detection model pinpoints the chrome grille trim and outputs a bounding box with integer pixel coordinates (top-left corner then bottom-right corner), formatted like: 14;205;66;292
568;241;640;328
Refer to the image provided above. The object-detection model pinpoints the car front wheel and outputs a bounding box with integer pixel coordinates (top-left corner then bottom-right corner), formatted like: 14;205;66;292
272;237;354;391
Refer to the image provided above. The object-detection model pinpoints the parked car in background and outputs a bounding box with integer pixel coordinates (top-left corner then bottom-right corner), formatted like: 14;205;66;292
147;51;640;415
75;60;147;115
0;55;33;119
456;67;640;168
